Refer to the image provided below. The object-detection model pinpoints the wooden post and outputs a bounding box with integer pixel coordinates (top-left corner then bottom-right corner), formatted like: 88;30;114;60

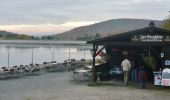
92;44;98;82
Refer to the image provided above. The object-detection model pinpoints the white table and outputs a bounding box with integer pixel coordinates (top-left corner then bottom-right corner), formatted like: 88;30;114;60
73;69;91;81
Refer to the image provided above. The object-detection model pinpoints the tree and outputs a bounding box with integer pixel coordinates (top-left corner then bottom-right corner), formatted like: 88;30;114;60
41;35;54;40
161;16;170;30
95;33;101;39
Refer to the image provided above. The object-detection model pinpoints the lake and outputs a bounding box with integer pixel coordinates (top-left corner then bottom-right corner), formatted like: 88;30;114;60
0;41;93;67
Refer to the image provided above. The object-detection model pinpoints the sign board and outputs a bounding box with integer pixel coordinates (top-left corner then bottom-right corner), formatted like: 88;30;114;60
132;35;163;42
161;68;170;86
153;72;162;85
131;34;170;42
140;35;163;42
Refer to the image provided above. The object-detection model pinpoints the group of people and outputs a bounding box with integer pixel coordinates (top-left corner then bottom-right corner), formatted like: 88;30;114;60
121;57;147;89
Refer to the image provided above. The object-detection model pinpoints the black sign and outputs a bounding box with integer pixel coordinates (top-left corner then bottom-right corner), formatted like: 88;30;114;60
131;35;170;42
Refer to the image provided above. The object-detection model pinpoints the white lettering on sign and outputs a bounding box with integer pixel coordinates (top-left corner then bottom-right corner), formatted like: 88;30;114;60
140;35;163;42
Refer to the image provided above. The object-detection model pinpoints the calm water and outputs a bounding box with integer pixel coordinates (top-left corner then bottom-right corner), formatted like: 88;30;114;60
0;43;93;67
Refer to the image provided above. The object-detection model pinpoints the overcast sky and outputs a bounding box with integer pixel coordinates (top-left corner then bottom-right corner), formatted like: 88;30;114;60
0;0;170;35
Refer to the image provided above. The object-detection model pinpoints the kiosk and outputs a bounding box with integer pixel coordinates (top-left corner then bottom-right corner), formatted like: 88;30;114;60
87;22;170;83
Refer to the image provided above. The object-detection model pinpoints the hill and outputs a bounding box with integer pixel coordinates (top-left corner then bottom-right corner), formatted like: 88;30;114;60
52;18;161;40
0;30;37;40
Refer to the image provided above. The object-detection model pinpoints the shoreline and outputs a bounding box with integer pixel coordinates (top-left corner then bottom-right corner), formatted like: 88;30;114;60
0;40;91;46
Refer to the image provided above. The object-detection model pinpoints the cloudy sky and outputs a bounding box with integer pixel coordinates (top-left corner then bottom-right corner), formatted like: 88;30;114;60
0;0;170;35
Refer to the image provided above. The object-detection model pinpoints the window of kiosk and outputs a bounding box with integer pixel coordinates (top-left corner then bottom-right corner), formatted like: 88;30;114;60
165;60;170;66
163;47;170;67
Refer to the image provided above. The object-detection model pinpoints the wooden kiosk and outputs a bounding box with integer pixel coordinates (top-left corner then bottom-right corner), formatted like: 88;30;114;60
87;22;170;83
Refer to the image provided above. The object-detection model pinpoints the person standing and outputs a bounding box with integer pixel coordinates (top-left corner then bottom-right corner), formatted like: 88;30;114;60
121;58;131;86
138;65;147;89
131;61;137;82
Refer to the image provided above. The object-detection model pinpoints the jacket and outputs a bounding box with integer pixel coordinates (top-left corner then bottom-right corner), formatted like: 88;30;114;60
121;59;131;71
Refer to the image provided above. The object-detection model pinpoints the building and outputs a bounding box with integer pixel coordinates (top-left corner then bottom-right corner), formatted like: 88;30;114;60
87;22;170;82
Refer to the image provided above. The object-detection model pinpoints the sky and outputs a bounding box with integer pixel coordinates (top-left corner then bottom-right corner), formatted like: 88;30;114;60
0;0;170;36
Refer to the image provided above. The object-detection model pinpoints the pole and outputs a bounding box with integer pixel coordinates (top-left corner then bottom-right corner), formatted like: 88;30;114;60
69;47;70;60
32;48;33;64
149;46;150;56
84;48;85;60
92;44;97;82
7;47;9;68
52;48;54;61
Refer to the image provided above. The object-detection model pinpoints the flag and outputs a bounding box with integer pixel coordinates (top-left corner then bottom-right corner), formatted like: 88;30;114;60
90;49;106;57
98;51;105;57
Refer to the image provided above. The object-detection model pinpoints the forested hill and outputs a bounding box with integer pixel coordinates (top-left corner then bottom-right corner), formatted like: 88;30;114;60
52;18;161;40
0;30;36;40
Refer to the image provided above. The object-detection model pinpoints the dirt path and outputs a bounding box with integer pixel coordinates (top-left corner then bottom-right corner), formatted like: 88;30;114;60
0;72;169;100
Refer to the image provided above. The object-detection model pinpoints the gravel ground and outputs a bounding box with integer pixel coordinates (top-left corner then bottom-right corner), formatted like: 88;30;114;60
0;72;170;100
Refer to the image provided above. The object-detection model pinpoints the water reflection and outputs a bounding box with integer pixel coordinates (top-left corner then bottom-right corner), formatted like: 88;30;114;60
0;44;92;67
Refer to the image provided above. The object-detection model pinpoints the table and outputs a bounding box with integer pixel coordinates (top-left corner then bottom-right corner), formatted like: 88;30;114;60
73;69;91;81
